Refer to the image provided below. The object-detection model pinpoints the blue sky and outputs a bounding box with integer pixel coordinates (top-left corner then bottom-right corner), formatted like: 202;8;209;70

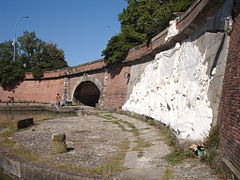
0;0;127;66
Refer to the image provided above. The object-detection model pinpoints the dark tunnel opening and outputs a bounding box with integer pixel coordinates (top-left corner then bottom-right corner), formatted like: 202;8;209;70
73;81;100;107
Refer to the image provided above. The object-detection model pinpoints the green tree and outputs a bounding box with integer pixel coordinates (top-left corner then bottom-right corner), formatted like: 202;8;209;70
0;31;68;88
18;31;68;75
0;58;24;89
102;0;194;64
0;41;14;61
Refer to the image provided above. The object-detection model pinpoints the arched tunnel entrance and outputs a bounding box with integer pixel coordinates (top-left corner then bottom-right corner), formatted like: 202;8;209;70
73;81;100;107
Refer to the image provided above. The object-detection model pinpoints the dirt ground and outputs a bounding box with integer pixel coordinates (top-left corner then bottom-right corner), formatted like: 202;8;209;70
11;111;219;180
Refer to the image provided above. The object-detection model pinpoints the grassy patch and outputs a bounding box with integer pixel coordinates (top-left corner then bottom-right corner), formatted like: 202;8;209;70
56;140;130;178
201;125;220;167
158;124;196;164
200;125;230;179
56;163;91;175
92;140;130;177
70;139;82;143
165;150;195;164
162;166;174;180
95;113;117;121
158;125;177;147
0;138;40;161
0;123;42;161
100;115;141;136
133;137;152;151
116;111;157;127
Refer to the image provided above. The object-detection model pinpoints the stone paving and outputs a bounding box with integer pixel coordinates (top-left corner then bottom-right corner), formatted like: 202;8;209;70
9;111;220;179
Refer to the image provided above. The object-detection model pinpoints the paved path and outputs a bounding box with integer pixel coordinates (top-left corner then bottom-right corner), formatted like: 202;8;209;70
107;113;219;180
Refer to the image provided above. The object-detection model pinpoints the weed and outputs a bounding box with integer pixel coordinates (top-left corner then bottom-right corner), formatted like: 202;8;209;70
0;138;40;161
91;140;130;177
95;114;114;120
56;140;130;178
201;125;220;168
116;111;157;126
56;163;91;174
162;166;174;180
165;150;195;164
158;125;177;147
70;139;82;143
133;137;152;151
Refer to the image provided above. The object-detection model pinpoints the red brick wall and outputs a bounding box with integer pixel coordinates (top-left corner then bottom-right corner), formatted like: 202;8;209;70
0;60;105;104
0;79;64;103
103;65;131;108
25;59;105;79
218;12;240;171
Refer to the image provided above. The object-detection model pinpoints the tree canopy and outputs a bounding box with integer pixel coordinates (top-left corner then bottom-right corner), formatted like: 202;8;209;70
102;0;195;64
0;31;68;88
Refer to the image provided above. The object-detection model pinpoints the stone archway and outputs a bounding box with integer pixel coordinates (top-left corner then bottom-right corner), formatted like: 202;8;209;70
73;81;100;107
72;75;103;107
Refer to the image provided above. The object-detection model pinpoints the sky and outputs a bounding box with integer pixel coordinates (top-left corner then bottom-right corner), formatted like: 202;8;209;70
0;0;128;67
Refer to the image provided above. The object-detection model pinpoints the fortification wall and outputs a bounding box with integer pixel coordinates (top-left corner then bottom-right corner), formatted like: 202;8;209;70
0;60;105;104
218;4;240;177
0;0;239;176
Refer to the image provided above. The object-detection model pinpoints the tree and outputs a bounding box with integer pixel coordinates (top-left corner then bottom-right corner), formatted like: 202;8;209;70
0;41;14;61
102;0;195;64
18;31;68;75
0;31;68;88
0;58;24;89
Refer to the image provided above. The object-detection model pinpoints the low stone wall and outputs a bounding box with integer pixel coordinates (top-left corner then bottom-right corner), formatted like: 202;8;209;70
0;146;95;180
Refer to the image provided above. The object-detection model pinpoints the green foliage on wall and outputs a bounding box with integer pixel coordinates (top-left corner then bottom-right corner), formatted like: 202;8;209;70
102;0;195;64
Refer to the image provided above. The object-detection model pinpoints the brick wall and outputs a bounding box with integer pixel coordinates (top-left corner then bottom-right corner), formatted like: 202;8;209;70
218;10;240;173
0;79;64;103
103;65;131;108
0;60;105;104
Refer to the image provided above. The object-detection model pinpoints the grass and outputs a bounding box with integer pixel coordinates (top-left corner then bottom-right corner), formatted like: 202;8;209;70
158;125;177;147
162;166;174;180
70;139;82;143
56;140;130;178
157;124;196;164
0;121;42;161
201;125;220;167
96;113;151;157
92;140;130;177
117;111;198;164
56;163;91;175
200;125;230;179
132;137;152;151
0;138;40;161
116;111;157;127
165;150;195;164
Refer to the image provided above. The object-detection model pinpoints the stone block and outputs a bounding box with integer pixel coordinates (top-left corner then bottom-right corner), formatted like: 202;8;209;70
10;118;34;130
52;133;67;154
